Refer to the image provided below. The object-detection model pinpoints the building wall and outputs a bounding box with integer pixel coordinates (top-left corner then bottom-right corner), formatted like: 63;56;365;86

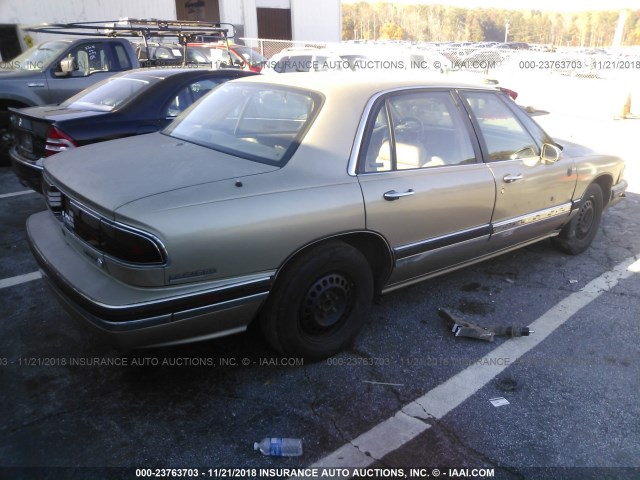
175;0;220;22
219;0;258;39
0;0;176;24
1;0;340;46
0;0;177;44
219;0;340;42
291;0;340;42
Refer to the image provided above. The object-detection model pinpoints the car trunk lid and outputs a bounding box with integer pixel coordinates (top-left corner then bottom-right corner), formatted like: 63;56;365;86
43;132;279;216
10;106;105;161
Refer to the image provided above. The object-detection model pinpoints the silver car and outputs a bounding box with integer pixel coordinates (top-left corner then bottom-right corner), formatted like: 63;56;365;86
27;73;627;359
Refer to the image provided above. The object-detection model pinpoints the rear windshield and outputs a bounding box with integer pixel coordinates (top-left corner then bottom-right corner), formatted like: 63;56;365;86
164;83;322;165
63;76;152;111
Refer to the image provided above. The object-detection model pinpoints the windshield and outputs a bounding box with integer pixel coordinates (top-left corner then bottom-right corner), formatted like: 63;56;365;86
233;46;267;66
164;83;322;165
0;41;69;72
62;76;152;112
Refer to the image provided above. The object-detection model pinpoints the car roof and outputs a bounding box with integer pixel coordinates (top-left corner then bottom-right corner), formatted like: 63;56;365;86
232;71;499;97
111;68;253;81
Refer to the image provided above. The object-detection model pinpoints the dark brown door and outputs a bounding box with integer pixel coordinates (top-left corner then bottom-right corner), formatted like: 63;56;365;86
257;8;292;40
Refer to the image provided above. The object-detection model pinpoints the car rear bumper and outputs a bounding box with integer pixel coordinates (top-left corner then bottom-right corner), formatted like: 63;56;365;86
27;210;271;349
10;146;43;192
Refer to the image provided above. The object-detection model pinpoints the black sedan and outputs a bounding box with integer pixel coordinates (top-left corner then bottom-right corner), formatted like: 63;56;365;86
10;68;255;191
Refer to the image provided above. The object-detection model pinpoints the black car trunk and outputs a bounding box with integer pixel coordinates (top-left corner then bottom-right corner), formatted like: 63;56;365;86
10;110;52;161
10;106;106;161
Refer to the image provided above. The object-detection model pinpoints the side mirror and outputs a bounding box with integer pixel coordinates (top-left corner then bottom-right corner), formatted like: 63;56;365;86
54;56;78;77
541;143;561;164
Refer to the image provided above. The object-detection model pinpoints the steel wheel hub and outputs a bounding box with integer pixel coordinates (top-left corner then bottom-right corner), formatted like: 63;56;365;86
301;273;353;335
576;198;595;239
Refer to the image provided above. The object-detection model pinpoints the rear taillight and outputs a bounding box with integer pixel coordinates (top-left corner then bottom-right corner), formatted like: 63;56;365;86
64;201;165;265
45;126;77;156
99;221;165;265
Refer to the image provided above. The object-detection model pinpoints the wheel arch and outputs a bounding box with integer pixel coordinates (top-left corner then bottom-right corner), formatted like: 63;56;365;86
591;174;613;207
273;231;394;295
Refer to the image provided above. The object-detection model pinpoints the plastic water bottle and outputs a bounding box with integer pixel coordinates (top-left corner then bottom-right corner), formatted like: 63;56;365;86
254;437;303;457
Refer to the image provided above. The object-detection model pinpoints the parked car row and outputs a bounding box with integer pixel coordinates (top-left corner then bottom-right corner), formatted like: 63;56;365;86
0;33;266;164
135;41;267;71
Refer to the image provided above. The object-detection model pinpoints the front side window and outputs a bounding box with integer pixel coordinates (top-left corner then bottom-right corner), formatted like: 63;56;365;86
463;91;538;162
67;43;110;76
164;83;322;165
186;48;209;64
360;91;476;173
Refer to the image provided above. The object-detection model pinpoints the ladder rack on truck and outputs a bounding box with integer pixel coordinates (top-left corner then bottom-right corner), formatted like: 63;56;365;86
24;18;236;67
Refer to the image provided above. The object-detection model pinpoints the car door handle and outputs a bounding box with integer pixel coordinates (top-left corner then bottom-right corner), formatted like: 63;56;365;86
383;189;415;201
503;174;523;183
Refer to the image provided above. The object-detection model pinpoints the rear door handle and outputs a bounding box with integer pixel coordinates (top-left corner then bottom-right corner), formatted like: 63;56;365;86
503;174;523;183
383;189;415;201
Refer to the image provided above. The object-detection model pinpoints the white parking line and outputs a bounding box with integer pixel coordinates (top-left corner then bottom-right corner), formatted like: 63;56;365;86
0;271;42;290
305;255;640;472
0;190;36;200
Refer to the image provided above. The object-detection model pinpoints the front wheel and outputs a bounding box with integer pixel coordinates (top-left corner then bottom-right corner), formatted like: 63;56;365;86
553;183;603;255
260;241;374;360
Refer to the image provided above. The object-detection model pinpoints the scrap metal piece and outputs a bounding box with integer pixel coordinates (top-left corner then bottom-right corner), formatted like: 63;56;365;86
438;308;534;342
438;308;495;342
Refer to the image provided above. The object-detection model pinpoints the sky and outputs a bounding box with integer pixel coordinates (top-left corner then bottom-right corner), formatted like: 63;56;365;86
341;0;640;12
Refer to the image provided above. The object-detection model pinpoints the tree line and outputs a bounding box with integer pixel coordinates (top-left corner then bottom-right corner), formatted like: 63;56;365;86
342;3;640;47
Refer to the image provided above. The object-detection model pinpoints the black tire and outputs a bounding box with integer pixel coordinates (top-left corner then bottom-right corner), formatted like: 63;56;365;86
260;241;374;360
0;111;13;166
553;183;603;255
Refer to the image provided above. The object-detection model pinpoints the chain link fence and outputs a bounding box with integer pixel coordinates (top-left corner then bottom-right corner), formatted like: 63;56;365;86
240;38;328;60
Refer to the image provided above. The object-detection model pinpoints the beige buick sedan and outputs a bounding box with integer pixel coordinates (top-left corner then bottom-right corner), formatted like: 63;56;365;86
27;73;626;359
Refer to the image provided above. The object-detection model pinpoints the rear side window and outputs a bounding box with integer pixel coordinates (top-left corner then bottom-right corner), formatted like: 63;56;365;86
462;91;538;162
274;55;312;73
113;44;132;70
165;79;222;117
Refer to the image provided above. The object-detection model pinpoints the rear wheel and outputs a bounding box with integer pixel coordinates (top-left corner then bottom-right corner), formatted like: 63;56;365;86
260;241;374;360
553;183;603;255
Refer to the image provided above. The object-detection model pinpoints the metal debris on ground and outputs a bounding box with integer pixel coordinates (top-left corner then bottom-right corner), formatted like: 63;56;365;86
438;308;534;342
